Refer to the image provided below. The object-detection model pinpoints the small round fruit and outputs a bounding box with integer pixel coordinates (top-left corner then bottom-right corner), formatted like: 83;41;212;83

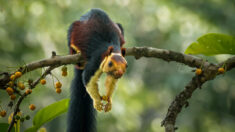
15;115;21;120
102;96;108;101
10;94;16;100
29;104;36;111
56;88;62;94
218;67;225;74
8;81;14;87
62;66;67;72
18;82;25;90
25;89;32;95
55;82;62;88
62;71;67;77
10;75;15;81
40;79;46;85
25;115;30;120
14;71;22;78
0;110;6;117
195;68;202;75
20;118;25;122
6;87;14;95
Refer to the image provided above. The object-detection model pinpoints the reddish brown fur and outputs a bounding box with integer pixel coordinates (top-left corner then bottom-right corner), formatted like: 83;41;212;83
70;20;125;60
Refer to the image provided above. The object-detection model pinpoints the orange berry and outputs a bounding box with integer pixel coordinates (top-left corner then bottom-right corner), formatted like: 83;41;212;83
0;110;7;117
40;79;46;85
62;71;67;77
195;68;202;75
10;94;16;100
56;88;62;94
18;82;25;90
25;89;32;95
218;67;225;74
102;96;108;101
61;66;67;72
10;75;15;81
55;82;62;88
29;104;36;111
14;71;22;78
8;81;14;87
6;87;14;95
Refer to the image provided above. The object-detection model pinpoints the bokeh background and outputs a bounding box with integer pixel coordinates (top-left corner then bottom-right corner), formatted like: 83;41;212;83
0;0;235;132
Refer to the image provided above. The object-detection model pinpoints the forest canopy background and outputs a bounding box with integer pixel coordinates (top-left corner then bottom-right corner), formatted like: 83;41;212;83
0;0;235;132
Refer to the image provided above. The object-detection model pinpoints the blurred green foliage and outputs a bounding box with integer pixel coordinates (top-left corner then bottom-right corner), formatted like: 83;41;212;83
0;0;235;132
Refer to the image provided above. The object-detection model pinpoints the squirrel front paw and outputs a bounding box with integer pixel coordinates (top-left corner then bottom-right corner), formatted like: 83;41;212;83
104;102;112;112
94;101;103;111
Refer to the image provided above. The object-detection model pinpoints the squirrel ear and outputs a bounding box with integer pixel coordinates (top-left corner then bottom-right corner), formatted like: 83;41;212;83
108;46;114;55
121;48;126;56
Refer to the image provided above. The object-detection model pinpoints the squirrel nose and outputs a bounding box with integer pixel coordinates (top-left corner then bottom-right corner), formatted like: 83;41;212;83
116;70;124;78
114;70;124;78
117;70;123;76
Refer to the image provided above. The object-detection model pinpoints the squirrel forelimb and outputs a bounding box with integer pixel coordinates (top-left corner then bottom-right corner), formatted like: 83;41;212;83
86;69;118;112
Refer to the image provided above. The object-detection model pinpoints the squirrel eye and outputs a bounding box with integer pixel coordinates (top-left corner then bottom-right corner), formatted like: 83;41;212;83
121;48;126;56
108;61;113;67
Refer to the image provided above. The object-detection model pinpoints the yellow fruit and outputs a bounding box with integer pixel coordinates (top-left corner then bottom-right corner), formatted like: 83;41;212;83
218;67;225;74
56;88;62;94
0;110;6;117
15;71;22;78
6;87;14;95
10;94;16;100
40;79;46;85
10;75;15;81
62;71;67;77
195;68;202;75
25;89;32;95
8;81;14;87
55;82;62;88
62;66;67;72
18;82;25;90
102;96;108;101
29;104;36;111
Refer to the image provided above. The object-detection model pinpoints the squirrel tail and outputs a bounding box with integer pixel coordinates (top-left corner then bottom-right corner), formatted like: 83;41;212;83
67;69;96;132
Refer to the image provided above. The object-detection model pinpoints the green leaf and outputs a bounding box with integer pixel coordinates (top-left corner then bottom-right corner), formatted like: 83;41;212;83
24;98;69;132
185;33;235;55
0;123;14;132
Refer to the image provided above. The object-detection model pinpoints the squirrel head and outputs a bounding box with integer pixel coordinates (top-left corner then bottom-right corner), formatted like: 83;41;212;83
100;46;127;79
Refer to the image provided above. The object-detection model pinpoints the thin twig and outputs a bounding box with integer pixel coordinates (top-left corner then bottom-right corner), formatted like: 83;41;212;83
7;66;57;132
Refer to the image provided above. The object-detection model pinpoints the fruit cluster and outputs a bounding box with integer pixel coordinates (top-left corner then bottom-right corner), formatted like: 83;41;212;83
1;65;68;122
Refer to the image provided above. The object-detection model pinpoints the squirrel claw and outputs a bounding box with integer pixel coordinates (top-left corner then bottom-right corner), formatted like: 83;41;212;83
94;101;103;111
104;102;112;112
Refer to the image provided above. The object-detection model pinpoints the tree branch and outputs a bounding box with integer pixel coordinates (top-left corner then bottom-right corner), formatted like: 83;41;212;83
161;56;235;132
0;47;213;90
